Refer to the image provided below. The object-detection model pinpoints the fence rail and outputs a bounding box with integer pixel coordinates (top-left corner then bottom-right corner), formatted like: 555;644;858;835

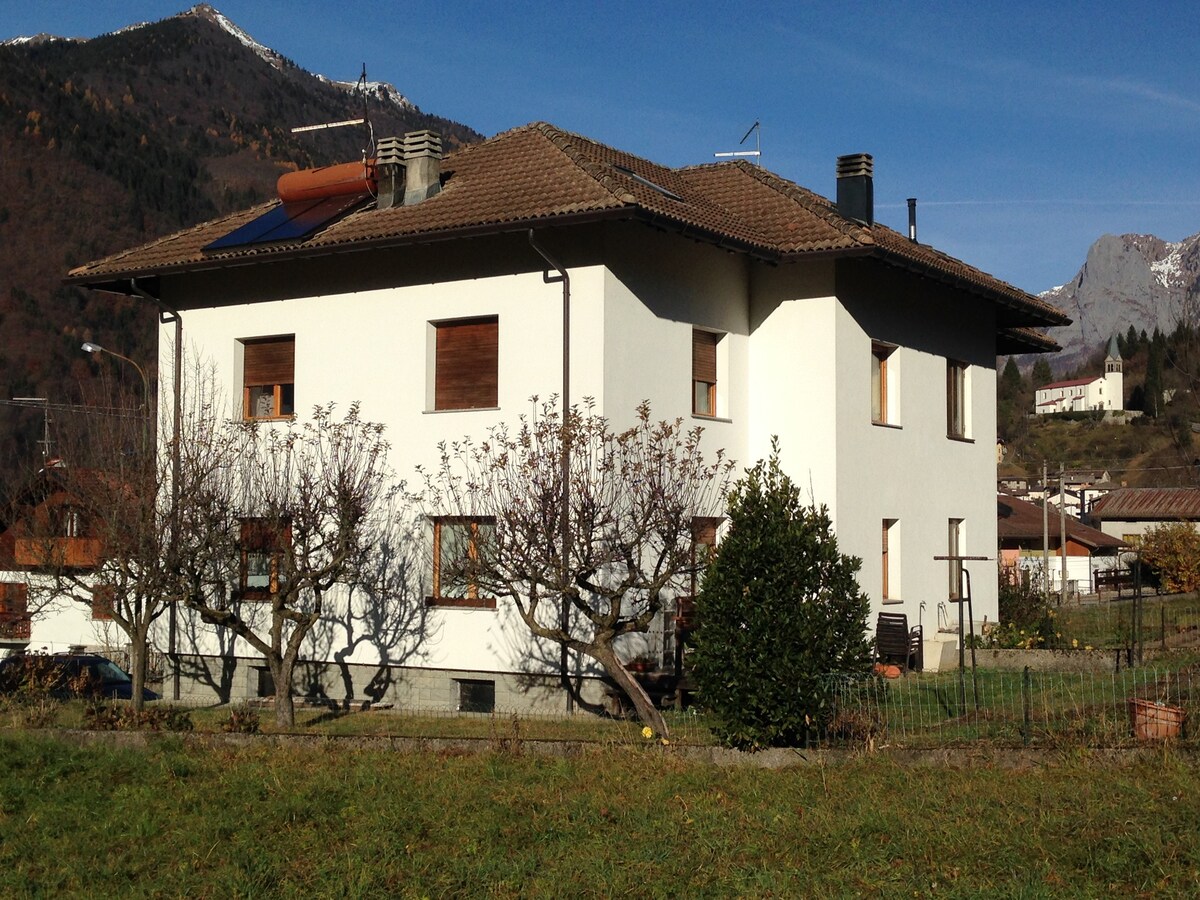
828;665;1199;748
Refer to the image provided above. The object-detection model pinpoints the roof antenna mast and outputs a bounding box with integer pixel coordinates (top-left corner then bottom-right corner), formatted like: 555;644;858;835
714;120;761;166
290;63;375;159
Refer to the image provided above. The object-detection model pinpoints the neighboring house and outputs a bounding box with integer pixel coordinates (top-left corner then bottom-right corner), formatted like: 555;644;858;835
66;122;1068;708
0;465;117;655
997;493;1127;594
1034;335;1123;414
1091;488;1200;545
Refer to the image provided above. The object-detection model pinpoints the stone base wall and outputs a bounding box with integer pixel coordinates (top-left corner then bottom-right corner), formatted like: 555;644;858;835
166;654;610;714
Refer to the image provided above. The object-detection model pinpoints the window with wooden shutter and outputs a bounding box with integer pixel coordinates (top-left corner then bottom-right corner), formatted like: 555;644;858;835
434;317;498;411
91;584;115;621
239;518;291;599
0;582;31;639
428;517;496;608
692;330;720;417
242;336;295;420
947;359;969;439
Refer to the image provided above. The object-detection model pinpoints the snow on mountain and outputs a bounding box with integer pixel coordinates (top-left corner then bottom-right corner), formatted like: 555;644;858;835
187;3;287;70
1040;231;1200;370
318;76;415;112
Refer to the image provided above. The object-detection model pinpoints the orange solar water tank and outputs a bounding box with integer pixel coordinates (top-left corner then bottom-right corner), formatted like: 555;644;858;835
276;160;377;202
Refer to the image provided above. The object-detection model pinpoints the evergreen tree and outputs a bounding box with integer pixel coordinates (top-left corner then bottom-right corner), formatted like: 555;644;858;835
1031;357;1053;389
691;443;872;749
1145;340;1165;417
1001;357;1024;396
1124;324;1139;358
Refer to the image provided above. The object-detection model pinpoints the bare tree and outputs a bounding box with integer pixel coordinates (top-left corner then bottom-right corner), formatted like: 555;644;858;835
23;382;167;709
415;400;733;738
177;403;398;727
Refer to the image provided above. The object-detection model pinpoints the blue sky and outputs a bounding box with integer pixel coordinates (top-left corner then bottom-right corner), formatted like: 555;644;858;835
3;1;1198;294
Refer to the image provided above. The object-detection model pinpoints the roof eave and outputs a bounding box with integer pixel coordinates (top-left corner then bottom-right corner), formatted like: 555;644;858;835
870;245;1072;330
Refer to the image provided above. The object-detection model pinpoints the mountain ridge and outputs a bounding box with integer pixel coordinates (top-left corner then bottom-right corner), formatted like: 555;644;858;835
0;4;482;482
1039;230;1200;371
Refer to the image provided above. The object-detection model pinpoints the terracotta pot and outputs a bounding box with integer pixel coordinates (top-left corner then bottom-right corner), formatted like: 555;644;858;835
1128;698;1185;740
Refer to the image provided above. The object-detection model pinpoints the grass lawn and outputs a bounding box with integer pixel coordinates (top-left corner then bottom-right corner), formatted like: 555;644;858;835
1;732;1199;897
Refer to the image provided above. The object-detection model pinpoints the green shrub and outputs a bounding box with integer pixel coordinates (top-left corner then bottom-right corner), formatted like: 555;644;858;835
690;444;872;750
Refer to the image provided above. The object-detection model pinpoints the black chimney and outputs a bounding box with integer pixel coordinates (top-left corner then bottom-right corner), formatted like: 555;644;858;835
907;197;917;242
836;153;874;226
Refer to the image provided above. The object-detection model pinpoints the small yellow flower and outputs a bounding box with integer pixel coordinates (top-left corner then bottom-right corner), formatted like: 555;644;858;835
1085;645;1093;652
660;737;670;746
1072;639;1079;649
641;726;653;739
1056;632;1062;638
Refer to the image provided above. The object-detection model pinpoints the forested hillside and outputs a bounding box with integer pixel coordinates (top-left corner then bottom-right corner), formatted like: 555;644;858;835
0;5;481;483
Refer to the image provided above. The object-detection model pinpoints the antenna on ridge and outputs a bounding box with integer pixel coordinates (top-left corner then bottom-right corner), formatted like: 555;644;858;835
290;63;375;157
714;120;762;166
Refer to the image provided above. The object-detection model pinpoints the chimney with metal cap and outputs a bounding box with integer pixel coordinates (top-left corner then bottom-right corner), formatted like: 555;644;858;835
835;153;874;226
907;197;918;242
402;129;442;205
375;136;404;210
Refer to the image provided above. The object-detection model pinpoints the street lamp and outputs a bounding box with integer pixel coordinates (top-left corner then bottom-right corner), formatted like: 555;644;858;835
81;342;150;412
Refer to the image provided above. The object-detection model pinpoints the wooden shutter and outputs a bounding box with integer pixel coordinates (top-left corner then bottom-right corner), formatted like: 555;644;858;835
243;337;295;386
435;318;498;410
692;330;718;383
0;582;28;616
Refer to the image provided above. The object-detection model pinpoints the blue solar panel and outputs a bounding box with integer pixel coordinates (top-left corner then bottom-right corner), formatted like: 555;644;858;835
204;193;370;251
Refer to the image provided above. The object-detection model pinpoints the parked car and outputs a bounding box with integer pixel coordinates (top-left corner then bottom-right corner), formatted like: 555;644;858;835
0;653;159;701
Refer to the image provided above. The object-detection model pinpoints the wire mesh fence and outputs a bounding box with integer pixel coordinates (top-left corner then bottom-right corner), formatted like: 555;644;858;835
1047;595;1200;652
827;664;1200;748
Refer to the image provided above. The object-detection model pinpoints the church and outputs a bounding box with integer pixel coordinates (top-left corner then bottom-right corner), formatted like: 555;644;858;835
1035;336;1123;414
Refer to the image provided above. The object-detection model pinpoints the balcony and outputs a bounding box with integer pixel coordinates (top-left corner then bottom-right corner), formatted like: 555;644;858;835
0;616;31;640
13;537;103;569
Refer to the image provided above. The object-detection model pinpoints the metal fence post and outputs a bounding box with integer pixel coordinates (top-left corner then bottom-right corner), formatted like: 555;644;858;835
1022;666;1032;747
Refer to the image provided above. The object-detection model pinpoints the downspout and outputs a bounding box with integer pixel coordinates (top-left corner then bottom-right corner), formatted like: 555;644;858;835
527;230;574;714
130;278;183;702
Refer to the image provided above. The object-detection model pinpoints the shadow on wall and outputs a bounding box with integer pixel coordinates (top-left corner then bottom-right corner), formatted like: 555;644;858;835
174;517;431;707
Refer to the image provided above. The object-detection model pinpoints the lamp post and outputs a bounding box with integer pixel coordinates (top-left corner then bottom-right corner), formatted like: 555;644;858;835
81;342;150;414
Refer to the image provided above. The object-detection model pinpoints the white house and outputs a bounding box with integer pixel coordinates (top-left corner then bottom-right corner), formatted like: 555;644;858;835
1035;335;1123;414
64;123;1068;710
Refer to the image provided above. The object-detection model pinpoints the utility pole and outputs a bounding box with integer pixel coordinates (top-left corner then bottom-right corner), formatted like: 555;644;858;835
1059;462;1068;606
1041;460;1050;603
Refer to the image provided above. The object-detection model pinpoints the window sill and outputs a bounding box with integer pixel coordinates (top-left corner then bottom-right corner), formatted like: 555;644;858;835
881;597;904;605
872;421;902;430
244;415;295;423
946;434;975;444
424;407;501;415
692;413;733;424
426;596;497;610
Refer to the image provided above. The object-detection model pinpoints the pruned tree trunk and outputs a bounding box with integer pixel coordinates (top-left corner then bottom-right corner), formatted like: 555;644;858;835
128;630;148;712
591;645;669;739
273;656;297;728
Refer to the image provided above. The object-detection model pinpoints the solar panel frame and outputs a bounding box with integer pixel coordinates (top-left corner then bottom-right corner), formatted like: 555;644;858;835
204;193;371;251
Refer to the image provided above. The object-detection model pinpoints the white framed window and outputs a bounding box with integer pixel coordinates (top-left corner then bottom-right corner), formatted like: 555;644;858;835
871;342;900;425
948;518;965;599
882;518;900;603
692;329;726;417
947;360;971;439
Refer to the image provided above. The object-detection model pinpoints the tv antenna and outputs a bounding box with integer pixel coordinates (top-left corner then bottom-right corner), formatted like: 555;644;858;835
714;120;761;166
290;63;375;157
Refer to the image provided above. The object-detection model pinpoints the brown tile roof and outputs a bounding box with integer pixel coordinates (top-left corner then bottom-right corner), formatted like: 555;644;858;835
66;122;1068;332
1091;488;1200;521
997;493;1126;552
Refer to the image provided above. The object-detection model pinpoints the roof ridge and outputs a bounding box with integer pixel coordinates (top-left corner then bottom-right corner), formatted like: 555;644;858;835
529;122;637;205
702;159;876;245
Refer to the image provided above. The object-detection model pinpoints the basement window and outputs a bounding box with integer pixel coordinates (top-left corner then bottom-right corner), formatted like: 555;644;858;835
457;679;496;713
